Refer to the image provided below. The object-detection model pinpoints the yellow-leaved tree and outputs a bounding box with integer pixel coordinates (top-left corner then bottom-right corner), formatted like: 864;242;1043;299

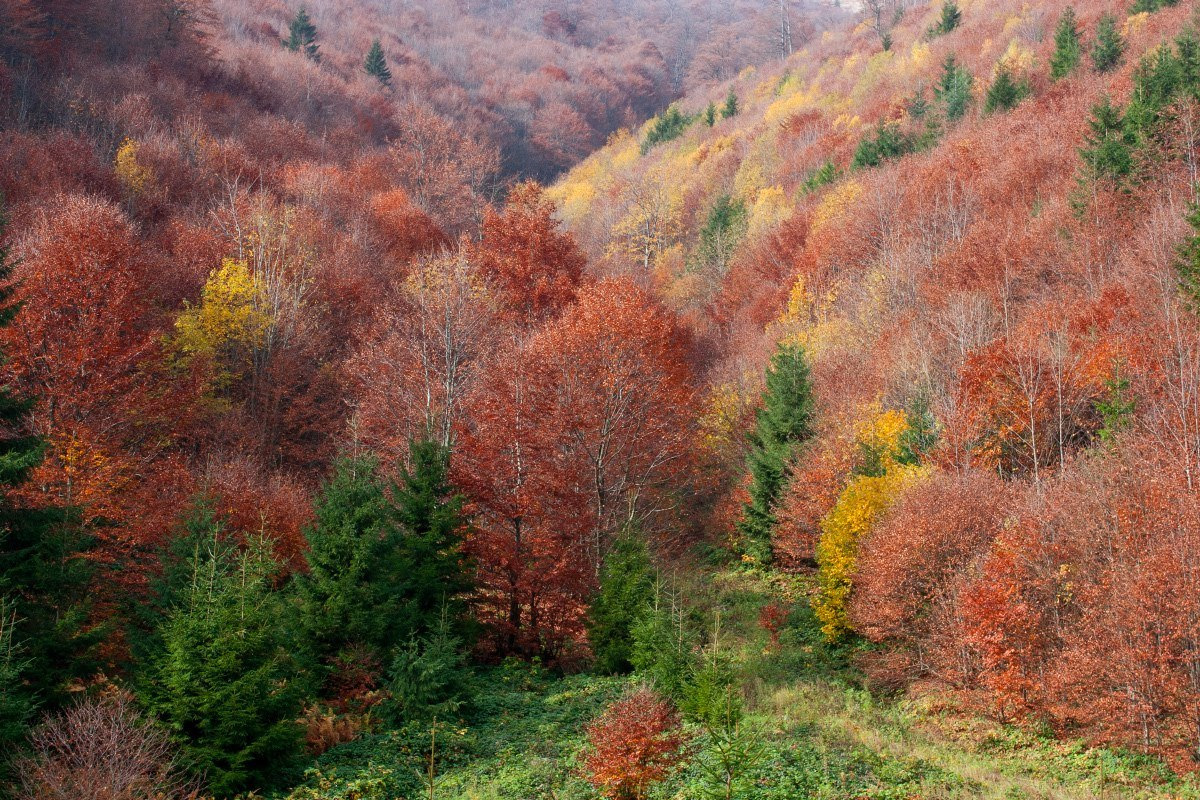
173;258;272;388
114;137;153;197
813;408;927;640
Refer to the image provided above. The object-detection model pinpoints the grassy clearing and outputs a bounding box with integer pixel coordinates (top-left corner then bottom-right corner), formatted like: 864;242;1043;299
280;567;1200;800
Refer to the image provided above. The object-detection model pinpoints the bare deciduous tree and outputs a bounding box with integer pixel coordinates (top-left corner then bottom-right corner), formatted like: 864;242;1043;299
15;693;201;800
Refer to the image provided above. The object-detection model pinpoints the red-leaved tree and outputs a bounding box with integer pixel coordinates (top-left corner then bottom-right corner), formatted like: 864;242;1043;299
582;688;690;800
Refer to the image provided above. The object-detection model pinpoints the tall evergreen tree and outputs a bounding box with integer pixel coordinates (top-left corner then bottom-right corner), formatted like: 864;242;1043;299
984;63;1027;114
736;342;815;563
1049;7;1083;80
930;0;962;36
0;600;32;781
295;455;403;667
934;53;973;121
284;7;320;62
1091;14;1124;74
391;439;472;636
364;39;392;87
1177;28;1200;91
386;611;471;724
704;101;717;127
142;529;304;797
721;89;739;119
1079;95;1135;185
1177;203;1200;311
693;195;747;275
588;529;655;675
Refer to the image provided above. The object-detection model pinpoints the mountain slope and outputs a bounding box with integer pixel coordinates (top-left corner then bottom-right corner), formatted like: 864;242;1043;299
550;0;1200;767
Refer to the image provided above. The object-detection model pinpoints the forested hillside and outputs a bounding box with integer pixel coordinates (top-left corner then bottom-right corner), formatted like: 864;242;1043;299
4;0;1200;798
552;0;1200;770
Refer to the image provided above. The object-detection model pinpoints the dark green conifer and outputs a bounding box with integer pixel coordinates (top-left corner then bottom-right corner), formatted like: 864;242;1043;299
295;456;401;666
1079;95;1135;184
1177;204;1200;311
364;38;392;86
934;53;973;121
1049;7;1083;80
390;439;472;636
142;528;304;796
285;7;320;62
984;64;1028;114
588;530;655;675
721;89;739;119
930;1;962;36
1091;14;1124;74
736;342;815;563
0;199;96;769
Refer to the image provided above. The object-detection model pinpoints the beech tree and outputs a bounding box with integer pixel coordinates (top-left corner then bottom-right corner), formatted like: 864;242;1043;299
473;181;585;326
528;279;696;571
583;688;689;800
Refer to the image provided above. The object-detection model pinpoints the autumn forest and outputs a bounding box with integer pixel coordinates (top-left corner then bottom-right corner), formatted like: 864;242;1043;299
4;0;1200;798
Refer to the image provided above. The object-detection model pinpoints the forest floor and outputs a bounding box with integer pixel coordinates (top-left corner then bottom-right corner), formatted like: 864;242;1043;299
284;567;1200;800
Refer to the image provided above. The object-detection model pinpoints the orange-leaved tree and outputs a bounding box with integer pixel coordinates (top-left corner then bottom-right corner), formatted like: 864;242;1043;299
582;688;690;800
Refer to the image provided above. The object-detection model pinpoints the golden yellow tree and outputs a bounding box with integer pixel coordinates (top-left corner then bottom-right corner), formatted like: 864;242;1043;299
813;409;927;640
173;258;272;388
114;138;153;197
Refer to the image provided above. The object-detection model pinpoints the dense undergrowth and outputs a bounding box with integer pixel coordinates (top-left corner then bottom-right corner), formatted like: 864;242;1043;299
279;564;1200;800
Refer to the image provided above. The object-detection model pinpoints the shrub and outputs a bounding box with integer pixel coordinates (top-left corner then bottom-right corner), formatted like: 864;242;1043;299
582;687;690;800
14;692;200;800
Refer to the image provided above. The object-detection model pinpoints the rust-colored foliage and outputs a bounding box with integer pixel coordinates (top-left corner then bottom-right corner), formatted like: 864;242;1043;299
459;278;697;660
582;688;689;800
851;471;1009;688
474;181;586;325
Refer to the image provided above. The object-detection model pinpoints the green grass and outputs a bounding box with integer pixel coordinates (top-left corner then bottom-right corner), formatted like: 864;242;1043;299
280;568;1200;800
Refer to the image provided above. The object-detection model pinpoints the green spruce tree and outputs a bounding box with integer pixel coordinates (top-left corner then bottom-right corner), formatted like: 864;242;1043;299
642;105;692;153
364;39;392;87
588;530;655;675
386;611;471;723
851;121;917;169
285;7;320;62
1177;28;1200;91
1094;365;1135;444
736;342;815;563
630;583;694;702
721;89;739;119
1049;7;1083;80
704;101;717;127
930;0;962;36
1092;14;1124;74
391;439;472;637
984;63;1027;114
1079;95;1135;185
0;600;32;780
143;528;304;796
1177;203;1200;310
692;195;747;275
295;455;405;668
934;53;973;121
